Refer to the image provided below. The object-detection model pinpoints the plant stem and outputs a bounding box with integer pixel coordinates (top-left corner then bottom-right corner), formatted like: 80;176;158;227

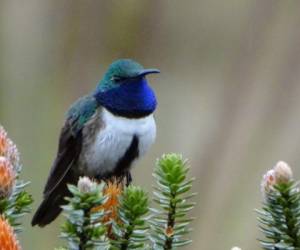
121;222;134;250
164;194;176;250
281;187;299;247
79;208;89;250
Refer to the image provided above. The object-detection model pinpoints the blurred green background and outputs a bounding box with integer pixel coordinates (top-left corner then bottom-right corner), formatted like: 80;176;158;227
1;1;300;249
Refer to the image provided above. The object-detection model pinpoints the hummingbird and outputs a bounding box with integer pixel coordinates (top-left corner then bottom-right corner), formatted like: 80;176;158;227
31;59;159;227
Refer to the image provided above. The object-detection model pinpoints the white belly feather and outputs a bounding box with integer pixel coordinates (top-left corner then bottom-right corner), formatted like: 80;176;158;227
81;108;156;176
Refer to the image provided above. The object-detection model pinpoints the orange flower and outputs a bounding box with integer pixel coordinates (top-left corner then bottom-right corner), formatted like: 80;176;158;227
0;157;16;198
92;180;123;223
0;217;21;250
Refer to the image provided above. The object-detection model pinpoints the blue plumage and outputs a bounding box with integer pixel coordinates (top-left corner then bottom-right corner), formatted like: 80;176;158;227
94;77;157;117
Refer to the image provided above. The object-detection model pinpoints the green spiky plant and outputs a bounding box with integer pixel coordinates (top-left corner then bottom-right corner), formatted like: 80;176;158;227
60;177;109;250
58;154;195;250
0;180;33;232
257;161;300;249
150;154;196;250
110;186;149;250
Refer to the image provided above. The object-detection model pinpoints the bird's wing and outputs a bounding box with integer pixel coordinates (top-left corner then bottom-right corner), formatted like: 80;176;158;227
43;95;98;196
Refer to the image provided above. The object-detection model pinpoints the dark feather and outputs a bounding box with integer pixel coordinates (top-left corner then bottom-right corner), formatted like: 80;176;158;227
32;95;98;227
31;122;83;226
114;135;139;177
31;165;78;227
43;124;82;195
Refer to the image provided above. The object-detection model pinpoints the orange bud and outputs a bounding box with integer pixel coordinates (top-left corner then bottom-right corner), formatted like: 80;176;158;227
92;179;123;223
0;217;21;250
165;226;174;237
0;157;16;198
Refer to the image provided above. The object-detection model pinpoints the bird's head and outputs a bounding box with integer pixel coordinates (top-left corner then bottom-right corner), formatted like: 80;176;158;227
94;59;160;118
97;59;160;92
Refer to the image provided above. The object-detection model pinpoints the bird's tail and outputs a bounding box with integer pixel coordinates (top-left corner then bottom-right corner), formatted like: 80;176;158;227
31;184;70;227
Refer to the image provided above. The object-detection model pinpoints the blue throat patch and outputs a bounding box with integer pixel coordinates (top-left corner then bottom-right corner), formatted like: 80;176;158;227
94;78;157;118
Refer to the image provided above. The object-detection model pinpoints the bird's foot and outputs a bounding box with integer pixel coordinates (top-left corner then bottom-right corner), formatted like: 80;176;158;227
125;172;132;186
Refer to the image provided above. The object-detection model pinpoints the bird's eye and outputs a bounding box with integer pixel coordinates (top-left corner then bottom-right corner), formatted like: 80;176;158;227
111;76;123;82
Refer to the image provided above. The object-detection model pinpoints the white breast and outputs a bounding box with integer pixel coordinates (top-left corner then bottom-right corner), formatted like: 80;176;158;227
81;108;156;176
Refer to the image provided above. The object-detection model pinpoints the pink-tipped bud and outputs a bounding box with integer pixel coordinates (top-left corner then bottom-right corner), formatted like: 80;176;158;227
77;176;95;193
261;161;293;197
261;169;276;194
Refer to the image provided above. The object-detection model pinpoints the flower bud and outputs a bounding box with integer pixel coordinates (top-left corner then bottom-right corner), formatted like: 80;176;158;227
261;161;294;198
0;157;16;198
77;176;95;193
0;216;20;250
261;169;276;194
273;161;293;184
165;226;174;237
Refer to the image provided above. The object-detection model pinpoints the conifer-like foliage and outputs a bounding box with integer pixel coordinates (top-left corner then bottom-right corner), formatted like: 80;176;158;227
150;154;195;250
60;178;108;250
1;180;33;231
59;154;196;250
111;186;149;250
257;161;300;249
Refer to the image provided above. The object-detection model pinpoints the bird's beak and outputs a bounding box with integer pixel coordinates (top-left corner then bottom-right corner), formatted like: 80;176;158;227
137;68;160;77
